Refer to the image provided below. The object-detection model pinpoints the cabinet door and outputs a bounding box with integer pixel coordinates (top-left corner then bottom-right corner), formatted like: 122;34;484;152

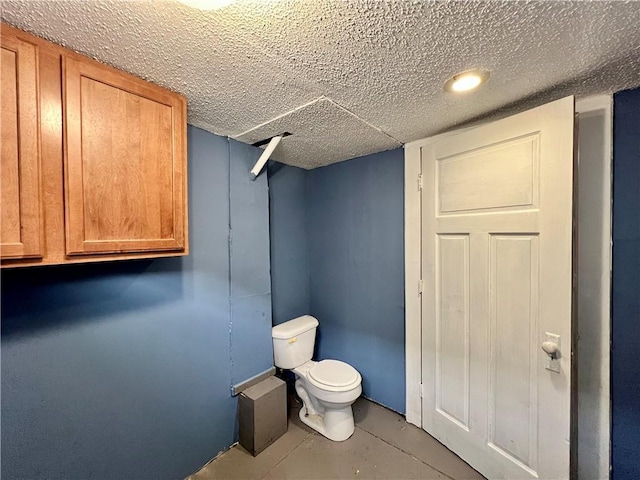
1;33;43;259
63;56;187;255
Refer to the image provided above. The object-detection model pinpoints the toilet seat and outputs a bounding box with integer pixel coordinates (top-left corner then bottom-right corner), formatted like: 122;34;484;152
308;359;361;392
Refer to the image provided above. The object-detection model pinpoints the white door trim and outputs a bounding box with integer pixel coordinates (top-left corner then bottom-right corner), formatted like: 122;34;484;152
575;94;612;480
404;95;613;476
404;142;422;426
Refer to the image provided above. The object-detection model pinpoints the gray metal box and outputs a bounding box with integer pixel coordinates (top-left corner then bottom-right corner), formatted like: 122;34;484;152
238;376;287;456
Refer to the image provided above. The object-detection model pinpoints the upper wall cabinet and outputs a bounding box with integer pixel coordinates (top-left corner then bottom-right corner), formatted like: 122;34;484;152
63;56;187;256
1;33;43;260
0;23;188;268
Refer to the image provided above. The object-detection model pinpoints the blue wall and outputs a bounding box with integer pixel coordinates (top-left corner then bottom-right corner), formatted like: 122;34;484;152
268;163;310;325
268;151;405;413
612;88;640;480
307;150;405;413
1;127;273;480
229;140;274;384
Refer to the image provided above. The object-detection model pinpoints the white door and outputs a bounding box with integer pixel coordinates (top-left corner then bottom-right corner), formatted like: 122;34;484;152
421;97;574;479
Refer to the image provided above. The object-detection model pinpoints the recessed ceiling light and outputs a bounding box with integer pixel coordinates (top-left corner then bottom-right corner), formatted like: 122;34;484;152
444;69;490;93
176;0;235;10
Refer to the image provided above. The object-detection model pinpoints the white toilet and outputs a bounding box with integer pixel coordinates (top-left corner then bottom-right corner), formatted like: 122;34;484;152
272;315;362;441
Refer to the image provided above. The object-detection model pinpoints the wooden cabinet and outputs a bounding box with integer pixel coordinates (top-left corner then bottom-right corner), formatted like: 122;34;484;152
63;56;187;256
1;32;43;260
1;24;188;268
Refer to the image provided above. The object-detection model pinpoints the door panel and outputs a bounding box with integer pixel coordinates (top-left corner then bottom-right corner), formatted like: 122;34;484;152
422;97;574;479
436;234;470;429
63;56;186;255
489;235;538;473
437;135;539;214
1;34;43;259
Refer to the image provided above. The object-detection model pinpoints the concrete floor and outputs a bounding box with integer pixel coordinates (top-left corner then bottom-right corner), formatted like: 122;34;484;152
188;396;484;480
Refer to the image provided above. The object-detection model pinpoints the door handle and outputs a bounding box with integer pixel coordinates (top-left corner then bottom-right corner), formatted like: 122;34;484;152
541;341;559;358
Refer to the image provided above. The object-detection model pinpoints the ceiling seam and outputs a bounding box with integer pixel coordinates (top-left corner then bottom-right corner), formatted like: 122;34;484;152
231;96;327;139
323;97;403;146
233;94;403;148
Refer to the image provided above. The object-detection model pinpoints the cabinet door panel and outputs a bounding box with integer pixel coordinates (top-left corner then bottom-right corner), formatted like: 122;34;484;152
63;57;186;255
1;34;43;259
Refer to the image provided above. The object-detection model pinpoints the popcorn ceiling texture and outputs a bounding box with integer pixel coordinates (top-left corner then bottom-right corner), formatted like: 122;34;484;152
2;0;640;168
236;97;402;168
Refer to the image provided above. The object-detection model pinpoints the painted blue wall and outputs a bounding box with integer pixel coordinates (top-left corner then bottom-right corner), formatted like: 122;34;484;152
229;140;274;384
307;150;405;413
1;127;273;480
268;163;310;325
612;88;640;480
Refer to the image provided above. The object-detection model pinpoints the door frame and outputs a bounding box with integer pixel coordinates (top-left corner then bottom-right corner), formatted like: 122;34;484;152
404;95;612;477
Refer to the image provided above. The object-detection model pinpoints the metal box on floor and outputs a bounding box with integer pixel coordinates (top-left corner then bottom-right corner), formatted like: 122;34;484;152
238;376;287;456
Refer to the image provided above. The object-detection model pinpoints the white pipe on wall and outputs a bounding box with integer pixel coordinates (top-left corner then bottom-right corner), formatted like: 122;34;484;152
250;135;282;181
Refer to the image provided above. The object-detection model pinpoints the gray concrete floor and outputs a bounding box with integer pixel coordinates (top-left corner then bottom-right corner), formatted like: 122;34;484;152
188;396;484;480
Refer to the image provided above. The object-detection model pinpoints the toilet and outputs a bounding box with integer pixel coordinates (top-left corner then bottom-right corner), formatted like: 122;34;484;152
272;315;362;441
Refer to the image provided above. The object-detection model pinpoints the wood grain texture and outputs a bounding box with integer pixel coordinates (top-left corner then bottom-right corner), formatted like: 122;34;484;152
1;48;21;245
64;55;186;255
1;30;43;259
1;22;188;268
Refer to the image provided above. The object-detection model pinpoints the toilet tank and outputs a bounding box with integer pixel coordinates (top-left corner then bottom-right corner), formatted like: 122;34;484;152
272;315;319;369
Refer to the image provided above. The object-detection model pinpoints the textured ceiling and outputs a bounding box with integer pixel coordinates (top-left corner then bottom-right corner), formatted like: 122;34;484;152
2;0;640;169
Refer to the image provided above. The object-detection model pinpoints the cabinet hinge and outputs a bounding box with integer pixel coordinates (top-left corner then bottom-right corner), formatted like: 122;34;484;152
417;173;423;191
418;279;424;295
419;383;424;398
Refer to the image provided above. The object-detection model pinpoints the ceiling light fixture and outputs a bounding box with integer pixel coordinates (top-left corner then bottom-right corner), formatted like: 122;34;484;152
176;0;235;10
444;69;490;93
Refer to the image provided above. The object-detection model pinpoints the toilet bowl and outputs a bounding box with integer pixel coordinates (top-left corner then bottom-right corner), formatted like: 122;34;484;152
272;316;362;441
292;359;362;441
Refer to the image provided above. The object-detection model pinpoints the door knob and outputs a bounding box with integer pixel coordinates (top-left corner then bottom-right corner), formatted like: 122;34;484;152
541;341;559;358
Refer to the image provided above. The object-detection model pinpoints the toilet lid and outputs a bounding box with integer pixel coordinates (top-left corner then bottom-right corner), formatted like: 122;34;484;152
308;360;360;388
